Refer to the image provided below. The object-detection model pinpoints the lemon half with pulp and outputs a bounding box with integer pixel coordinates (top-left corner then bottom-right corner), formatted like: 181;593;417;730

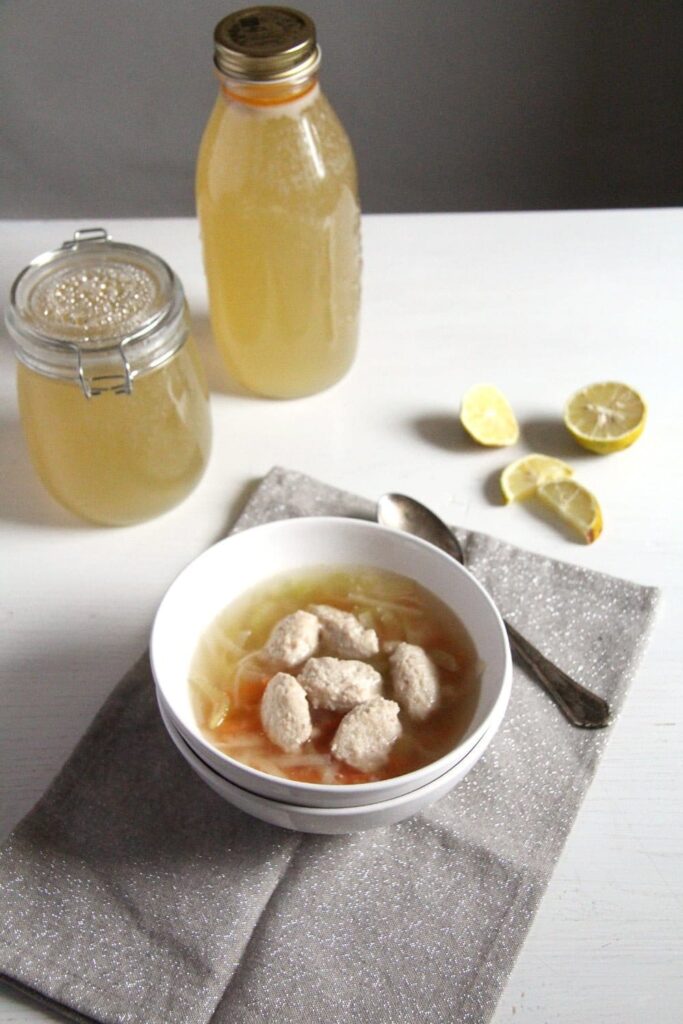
537;480;603;543
500;453;574;503
564;381;646;454
460;384;519;447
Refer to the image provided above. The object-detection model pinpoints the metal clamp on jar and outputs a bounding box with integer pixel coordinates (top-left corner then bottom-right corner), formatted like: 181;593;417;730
5;228;212;526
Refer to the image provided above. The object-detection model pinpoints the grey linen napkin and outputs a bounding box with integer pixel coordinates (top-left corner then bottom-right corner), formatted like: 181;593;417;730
0;467;660;1024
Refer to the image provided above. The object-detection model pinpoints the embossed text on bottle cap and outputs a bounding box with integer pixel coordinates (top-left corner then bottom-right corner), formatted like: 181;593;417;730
213;6;320;82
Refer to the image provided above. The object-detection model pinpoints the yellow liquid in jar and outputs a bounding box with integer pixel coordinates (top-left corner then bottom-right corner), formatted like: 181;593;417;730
17;340;211;526
196;84;361;399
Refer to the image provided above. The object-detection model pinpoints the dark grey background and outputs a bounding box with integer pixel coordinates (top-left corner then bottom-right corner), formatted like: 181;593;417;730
1;0;681;216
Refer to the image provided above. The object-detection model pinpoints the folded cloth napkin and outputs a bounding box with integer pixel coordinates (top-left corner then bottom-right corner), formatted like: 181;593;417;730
0;467;659;1024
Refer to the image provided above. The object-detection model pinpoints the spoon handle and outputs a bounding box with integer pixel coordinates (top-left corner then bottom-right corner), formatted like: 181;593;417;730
504;620;610;728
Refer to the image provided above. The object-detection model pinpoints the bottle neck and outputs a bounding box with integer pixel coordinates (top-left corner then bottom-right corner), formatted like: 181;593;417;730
218;73;319;108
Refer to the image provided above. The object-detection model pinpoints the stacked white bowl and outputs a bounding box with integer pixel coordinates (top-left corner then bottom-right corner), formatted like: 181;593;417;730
151;518;511;834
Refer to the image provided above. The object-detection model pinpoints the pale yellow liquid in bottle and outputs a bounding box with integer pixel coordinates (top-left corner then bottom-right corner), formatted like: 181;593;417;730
196;83;361;398
17;341;211;526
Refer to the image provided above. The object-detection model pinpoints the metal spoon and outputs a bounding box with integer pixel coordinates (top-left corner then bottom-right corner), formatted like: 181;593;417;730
377;493;610;728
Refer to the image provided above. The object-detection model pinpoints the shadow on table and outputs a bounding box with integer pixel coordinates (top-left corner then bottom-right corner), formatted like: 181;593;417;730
482;466;507;506
520;416;593;462
411;412;481;453
412;412;595;464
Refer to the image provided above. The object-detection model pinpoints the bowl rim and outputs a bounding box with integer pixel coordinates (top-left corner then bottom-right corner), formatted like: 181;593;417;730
158;674;510;817
150;515;511;798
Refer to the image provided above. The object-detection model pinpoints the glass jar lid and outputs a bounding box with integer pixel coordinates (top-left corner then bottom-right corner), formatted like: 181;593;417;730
213;6;320;83
5;228;187;397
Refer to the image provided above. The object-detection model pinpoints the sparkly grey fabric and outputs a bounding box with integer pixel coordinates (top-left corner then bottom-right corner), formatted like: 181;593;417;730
0;467;660;1024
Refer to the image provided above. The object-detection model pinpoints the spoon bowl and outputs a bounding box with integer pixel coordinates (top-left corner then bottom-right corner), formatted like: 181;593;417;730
377;493;465;562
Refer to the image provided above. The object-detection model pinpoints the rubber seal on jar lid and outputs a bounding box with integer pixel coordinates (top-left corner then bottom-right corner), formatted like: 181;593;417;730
5;228;188;397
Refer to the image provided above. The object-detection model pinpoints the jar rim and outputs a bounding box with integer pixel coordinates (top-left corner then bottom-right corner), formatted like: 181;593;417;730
5;228;188;396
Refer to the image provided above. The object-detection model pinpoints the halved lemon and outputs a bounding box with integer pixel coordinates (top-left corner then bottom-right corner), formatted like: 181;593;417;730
500;453;574;503
460;384;519;446
537;480;603;543
564;381;646;454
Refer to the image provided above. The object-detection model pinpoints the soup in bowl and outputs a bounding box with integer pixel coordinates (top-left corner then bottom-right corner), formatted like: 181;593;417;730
151;517;511;809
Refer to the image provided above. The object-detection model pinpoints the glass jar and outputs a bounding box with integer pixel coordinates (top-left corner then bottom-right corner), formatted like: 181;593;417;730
196;6;362;399
6;228;212;526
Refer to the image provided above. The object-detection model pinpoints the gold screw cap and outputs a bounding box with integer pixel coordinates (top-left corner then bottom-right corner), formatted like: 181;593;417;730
214;6;320;82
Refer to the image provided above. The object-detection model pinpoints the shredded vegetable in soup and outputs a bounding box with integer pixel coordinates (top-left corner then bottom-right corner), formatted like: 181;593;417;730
189;566;482;785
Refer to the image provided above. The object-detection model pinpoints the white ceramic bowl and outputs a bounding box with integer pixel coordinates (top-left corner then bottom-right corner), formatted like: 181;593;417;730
151;517;511;808
155;678;488;805
157;684;509;833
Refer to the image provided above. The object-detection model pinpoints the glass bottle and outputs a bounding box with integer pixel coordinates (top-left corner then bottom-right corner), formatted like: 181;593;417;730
6;228;212;526
196;6;361;399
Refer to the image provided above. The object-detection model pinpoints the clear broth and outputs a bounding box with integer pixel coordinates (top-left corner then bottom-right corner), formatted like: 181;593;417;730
17;340;211;526
190;566;481;785
196;86;361;399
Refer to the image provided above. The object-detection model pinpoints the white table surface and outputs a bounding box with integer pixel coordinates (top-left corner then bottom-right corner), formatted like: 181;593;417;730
1;212;682;1022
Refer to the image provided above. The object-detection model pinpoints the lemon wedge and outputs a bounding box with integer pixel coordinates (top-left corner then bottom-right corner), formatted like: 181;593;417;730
537;480;603;543
460;384;519;446
500;453;574;503
564;381;646;454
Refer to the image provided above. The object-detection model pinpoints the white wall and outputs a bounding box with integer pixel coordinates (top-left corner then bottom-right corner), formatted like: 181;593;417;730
1;0;681;216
